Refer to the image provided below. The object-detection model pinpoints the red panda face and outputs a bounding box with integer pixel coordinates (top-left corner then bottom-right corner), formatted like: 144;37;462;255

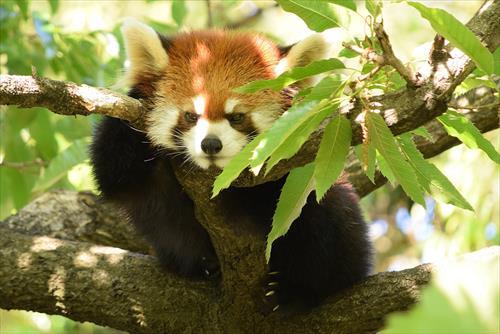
121;19;327;169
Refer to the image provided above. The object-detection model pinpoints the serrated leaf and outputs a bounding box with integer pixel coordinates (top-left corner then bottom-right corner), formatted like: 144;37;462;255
276;0;341;32
212;133;265;198
438;110;500;164
399;134;473;210
365;0;382;18
171;0;187;27
365;112;425;206
408;2;494;75
235;58;345;93
363;138;376;183
326;0;356;12
250;101;322;169
32;138;90;192
375;150;396;184
266;103;336;173
354;143;376;183
314;115;352;201
266;163;315;261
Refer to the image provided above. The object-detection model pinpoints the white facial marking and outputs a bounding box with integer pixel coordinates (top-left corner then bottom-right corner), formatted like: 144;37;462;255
224;98;240;114
183;119;247;169
193;94;206;115
146;101;180;149
250;105;282;132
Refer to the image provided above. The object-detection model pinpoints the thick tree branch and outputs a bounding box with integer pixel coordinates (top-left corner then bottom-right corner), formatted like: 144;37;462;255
0;75;146;127
1;225;497;333
1;1;499;332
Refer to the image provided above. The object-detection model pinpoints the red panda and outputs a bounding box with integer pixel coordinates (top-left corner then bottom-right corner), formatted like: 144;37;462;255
91;19;372;308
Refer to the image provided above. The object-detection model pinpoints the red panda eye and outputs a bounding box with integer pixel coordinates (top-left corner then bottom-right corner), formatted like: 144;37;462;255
184;112;199;123
228;113;245;124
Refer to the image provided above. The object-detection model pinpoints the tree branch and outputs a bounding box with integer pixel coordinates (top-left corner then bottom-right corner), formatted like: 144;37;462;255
1;1;499;331
1;224;497;333
0;75;146;127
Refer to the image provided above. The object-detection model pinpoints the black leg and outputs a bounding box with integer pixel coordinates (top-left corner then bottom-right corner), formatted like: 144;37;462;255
269;181;372;306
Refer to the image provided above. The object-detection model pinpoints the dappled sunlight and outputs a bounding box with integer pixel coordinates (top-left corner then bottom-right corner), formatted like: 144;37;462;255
31;236;64;252
91;269;111;288
16;252;33;270
48;267;67;312
89;245;127;265
74;251;98;268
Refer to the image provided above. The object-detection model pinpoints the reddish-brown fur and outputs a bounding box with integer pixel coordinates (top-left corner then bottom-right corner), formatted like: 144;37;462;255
153;30;283;120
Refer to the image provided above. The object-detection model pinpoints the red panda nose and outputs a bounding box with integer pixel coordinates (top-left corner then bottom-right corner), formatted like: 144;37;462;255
201;135;223;155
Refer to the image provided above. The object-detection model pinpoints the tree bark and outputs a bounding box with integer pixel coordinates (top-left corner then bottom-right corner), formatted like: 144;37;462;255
1;224;497;333
0;1;499;332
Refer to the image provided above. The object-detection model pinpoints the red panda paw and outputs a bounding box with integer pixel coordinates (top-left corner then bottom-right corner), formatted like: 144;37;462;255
260;271;281;314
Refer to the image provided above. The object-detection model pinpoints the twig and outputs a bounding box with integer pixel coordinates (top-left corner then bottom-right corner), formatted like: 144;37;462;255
357;65;382;82
0;158;47;170
206;0;213;28
374;22;418;87
225;3;278;29
342;42;385;64
448;101;499;110
429;34;449;65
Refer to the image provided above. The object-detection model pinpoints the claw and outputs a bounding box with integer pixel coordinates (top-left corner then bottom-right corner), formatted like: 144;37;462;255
265;290;275;297
268;281;279;286
268;271;279;276
204;269;210;276
272;305;280;312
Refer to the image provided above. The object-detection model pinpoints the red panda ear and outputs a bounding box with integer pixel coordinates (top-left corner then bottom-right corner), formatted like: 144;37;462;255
121;18;169;84
276;35;328;87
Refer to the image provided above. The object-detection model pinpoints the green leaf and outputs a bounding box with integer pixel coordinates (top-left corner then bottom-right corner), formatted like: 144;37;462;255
438;111;500;164
399;134;473;210
249;101;322;169
302;75;343;102
365;112;425;206
265;103;336;173
494;47;500;75
15;0;29;20
29;109;58;160
171;0;187;27
326;0;356;12
276;0;342;32
363;139;377;183
313;115;352;201
266;163;315;261
48;0;59;15
212;133;265;198
235;58;345;93
338;47;359;58
408;2;494;75
33;138;90;193
376;151;396;184
411;126;434;142
365;0;382;19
